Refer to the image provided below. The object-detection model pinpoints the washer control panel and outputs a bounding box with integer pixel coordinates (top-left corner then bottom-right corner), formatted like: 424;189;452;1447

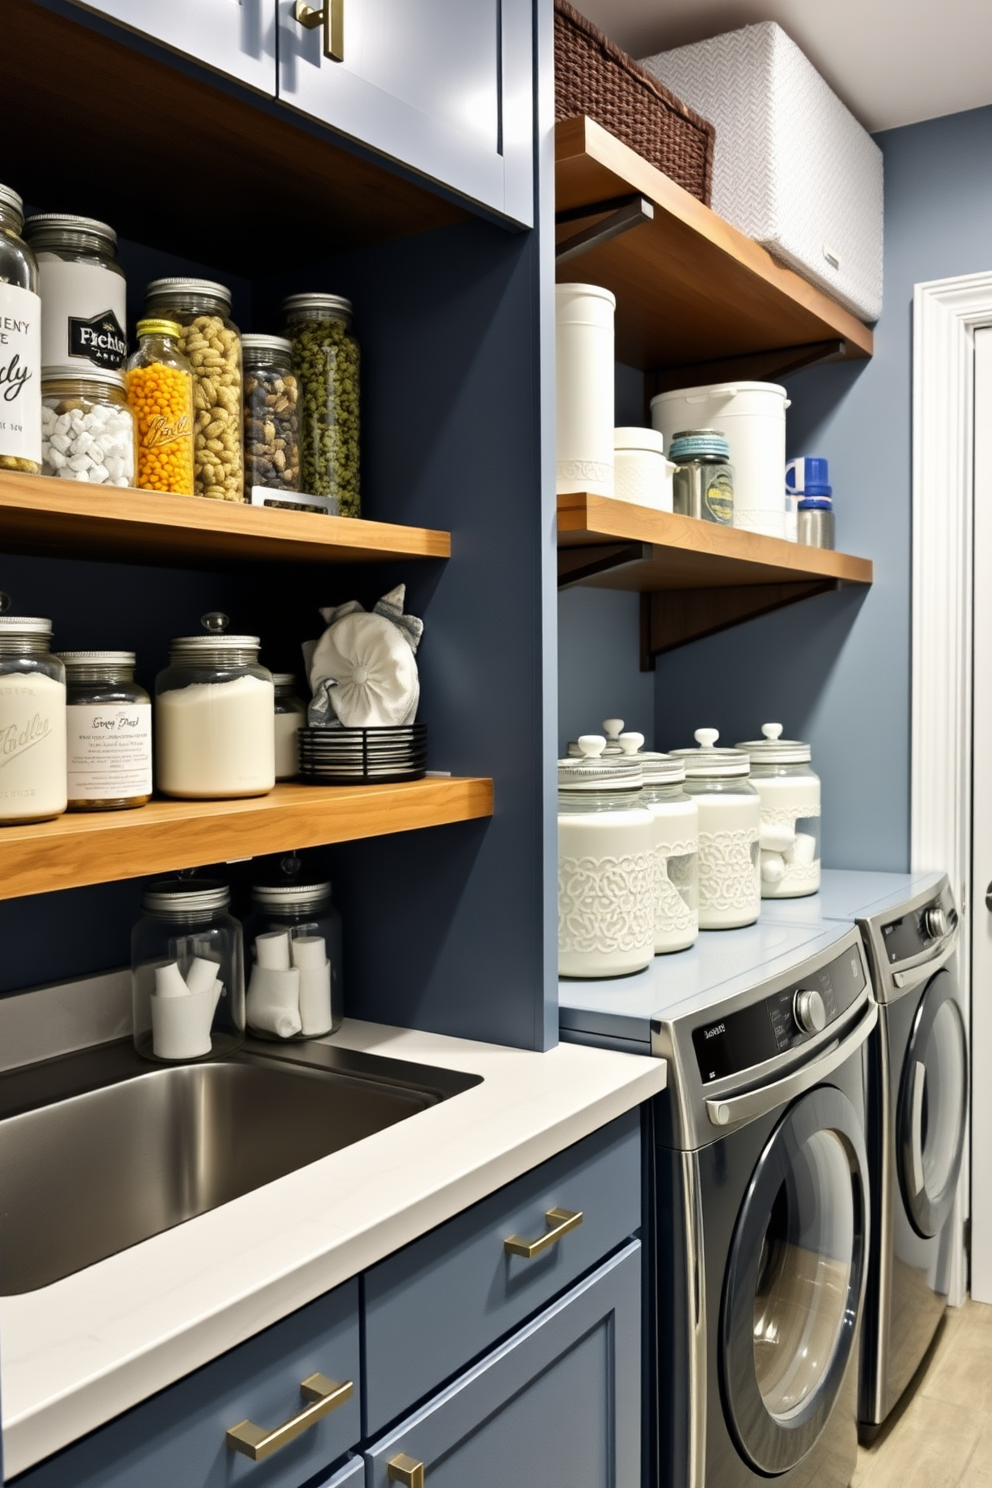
692;943;866;1084
880;886;957;966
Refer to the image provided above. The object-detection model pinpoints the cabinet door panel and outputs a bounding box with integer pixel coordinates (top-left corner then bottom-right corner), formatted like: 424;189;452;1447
364;1243;641;1488
67;0;277;93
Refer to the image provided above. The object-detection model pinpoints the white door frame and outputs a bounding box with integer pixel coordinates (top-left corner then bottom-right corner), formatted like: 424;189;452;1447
912;270;992;1305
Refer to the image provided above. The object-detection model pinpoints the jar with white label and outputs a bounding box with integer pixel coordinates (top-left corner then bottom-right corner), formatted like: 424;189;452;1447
0;596;66;824
24;215;127;374
669;728;761;929
57;652;151;811
558;735;655;978
736;723;821;897
155;613;274;800
0;184;42;473
618;739;699;954
245;865;343;1040
273;673;305;780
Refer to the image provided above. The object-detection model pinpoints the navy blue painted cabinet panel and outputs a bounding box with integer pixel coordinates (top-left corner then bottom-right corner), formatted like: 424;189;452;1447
319;1458;365;1487
10;1281;361;1488
66;0;278;93
276;0;534;225
363;1108;641;1434
364;1243;642;1488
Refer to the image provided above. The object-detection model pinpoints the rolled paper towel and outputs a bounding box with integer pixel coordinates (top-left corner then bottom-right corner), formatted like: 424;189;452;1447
290;935;327;970
246;963;302;1039
786;832;817;866
761;851;786;885
759;822;796;854
290;936;333;1035
256;929;292;970
151;985;217;1059
185;956;221;995
155;961;190;999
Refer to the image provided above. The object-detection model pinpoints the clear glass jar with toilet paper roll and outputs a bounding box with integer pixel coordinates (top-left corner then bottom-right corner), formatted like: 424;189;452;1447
244;867;343;1040
132;879;245;1063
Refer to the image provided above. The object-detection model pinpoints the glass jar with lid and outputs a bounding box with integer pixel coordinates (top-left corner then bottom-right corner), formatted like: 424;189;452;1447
154;612;274;800
0;183;41;473
132;878;245;1062
42;367;135;486
669;430;734;525
243;335;300;494
145;278;244;502
57;651;151;811
244;860;343;1040
24;214;127;374
736;723;821;898
126;319;195;495
273;673;305;780
283;293;360;516
617;734;699;954
0;595;66;823
558;735;656;978
669;728;761;929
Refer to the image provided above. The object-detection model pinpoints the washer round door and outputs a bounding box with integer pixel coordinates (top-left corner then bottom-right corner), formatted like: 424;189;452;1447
721;1086;868;1475
898;968;968;1238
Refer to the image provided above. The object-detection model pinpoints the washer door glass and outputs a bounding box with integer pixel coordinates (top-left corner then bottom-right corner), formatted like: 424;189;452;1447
898;968;967;1238
721;1086;868;1475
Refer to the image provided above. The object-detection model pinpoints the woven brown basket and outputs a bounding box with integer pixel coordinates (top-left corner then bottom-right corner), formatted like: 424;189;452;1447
554;0;715;205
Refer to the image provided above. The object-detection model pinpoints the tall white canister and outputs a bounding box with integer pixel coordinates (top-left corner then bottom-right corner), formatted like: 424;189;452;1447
650;381;790;537
555;284;616;497
669;728;761;929
736;723;821;897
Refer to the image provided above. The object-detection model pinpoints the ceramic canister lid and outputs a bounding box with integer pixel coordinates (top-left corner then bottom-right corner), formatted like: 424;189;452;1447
567;718;636;756
736;722;812;765
669;728;750;778
617;739;687;784
614;426;666;455
558;735;643;791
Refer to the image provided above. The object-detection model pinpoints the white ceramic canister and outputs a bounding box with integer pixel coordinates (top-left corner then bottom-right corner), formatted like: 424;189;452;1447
25;215;128;375
555;284;615;498
613;427;675;511
0;598;67;824
669;728;761;929
736;723;821;898
617;736;699;953
650;382;790;538
558;735;655;978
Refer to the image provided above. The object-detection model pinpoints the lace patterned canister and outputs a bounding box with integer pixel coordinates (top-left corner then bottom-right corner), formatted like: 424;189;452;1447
737;723;821;898
669;728;761;929
612;729;699;954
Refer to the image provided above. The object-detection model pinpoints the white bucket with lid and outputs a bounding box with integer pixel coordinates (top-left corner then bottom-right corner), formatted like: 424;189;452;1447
650;381;790;537
556;284;616;497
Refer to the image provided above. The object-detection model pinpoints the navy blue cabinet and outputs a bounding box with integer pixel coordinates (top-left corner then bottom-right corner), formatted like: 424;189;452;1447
66;0;278;92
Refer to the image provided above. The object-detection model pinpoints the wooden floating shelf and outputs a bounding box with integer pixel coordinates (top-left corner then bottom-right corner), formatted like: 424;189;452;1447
555;116;874;384
557;493;873;663
0;471;450;568
0;778;493;902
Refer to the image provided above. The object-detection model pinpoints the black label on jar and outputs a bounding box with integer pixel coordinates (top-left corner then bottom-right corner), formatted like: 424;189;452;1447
68;309;128;369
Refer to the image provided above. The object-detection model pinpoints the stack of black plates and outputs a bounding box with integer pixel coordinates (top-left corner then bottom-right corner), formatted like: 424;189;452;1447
298;724;427;785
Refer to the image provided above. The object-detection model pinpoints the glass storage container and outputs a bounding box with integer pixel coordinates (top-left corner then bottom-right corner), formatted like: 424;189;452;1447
126;319;195;495
619;739;699;954
558;735;656;979
669;430;734;524
736;723;822;898
669;728;761;929
0;183;41;473
25;213;127;373
284;293;360;516
243;335;300;494
41;367;135;486
273;672;305;780
154;612;274;800
132;879;245;1062
0;596;66;824
58;650;151;811
244;866;343;1040
145;278;244;502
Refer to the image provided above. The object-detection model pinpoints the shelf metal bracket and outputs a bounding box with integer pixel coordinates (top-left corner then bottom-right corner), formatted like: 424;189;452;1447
558;541;653;589
555;195;654;264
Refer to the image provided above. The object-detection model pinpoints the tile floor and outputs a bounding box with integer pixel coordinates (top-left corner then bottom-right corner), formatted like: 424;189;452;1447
853;1300;992;1488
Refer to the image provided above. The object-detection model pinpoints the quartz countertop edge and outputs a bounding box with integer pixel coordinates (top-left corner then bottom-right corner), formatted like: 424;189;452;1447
0;1018;666;1477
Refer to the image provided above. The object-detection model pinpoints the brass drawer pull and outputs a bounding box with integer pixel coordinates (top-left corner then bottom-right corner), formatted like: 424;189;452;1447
226;1373;353;1460
293;0;345;62
388;1453;426;1487
503;1206;583;1259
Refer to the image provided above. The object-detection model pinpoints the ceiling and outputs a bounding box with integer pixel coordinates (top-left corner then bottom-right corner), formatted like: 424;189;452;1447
570;0;992;133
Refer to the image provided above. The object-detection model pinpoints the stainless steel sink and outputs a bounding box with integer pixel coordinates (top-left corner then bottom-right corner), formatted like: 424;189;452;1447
0;1040;481;1295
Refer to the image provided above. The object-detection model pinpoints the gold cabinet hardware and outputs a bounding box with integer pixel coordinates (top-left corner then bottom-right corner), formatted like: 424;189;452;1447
226;1373;353;1460
388;1453;426;1487
503;1206;583;1258
293;0;345;62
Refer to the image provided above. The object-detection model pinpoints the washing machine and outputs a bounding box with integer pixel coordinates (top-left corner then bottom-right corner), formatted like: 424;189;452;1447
560;919;877;1488
762;870;968;1438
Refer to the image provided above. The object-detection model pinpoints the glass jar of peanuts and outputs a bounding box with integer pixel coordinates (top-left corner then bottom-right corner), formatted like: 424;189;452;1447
145;278;244;502
126;320;195;495
242;335;300;493
42;367;135;486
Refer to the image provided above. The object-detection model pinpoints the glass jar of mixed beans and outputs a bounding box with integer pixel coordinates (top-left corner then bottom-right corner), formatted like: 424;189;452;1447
242;335;300;494
283;293;360;516
126;319;195;495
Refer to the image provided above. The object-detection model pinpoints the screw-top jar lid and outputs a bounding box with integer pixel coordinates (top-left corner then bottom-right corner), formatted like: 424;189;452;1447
25;214;117;251
670;727;751;778
613;734;687;783
136;318;182;340
282;292;353;321
142;878;231;914
168;611;260;660
614;426;666;455
0;183;24;224
146;277;232;308
736;722;812;764
0;594;52;636
559;735;643;790
42;364;125;389
242;334;293;358
57;650;136;670
669;431;731;462
271;672;298;687
252;880;333;911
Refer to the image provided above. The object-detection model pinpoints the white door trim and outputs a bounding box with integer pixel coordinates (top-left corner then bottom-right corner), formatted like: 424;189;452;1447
912;270;992;1305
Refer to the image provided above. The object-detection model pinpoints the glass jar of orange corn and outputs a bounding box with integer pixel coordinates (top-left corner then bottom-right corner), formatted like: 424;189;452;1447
125;319;195;496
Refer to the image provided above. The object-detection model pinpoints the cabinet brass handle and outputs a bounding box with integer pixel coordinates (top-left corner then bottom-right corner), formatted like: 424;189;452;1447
388;1453;426;1487
293;0;345;62
503;1206;583;1258
226;1373;353;1460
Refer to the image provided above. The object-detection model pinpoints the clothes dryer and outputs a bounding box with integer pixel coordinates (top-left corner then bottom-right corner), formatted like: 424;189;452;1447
560;920;876;1488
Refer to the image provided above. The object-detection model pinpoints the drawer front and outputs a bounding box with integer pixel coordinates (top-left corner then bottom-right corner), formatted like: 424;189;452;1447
363;1108;641;1434
12;1281;361;1488
321;1458;364;1487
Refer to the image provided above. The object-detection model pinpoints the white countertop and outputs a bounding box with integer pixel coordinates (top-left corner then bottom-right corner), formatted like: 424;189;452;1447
0;1019;665;1477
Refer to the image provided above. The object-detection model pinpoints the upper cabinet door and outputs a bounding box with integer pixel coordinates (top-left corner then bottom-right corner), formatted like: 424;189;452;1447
67;0;278;94
277;0;533;226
